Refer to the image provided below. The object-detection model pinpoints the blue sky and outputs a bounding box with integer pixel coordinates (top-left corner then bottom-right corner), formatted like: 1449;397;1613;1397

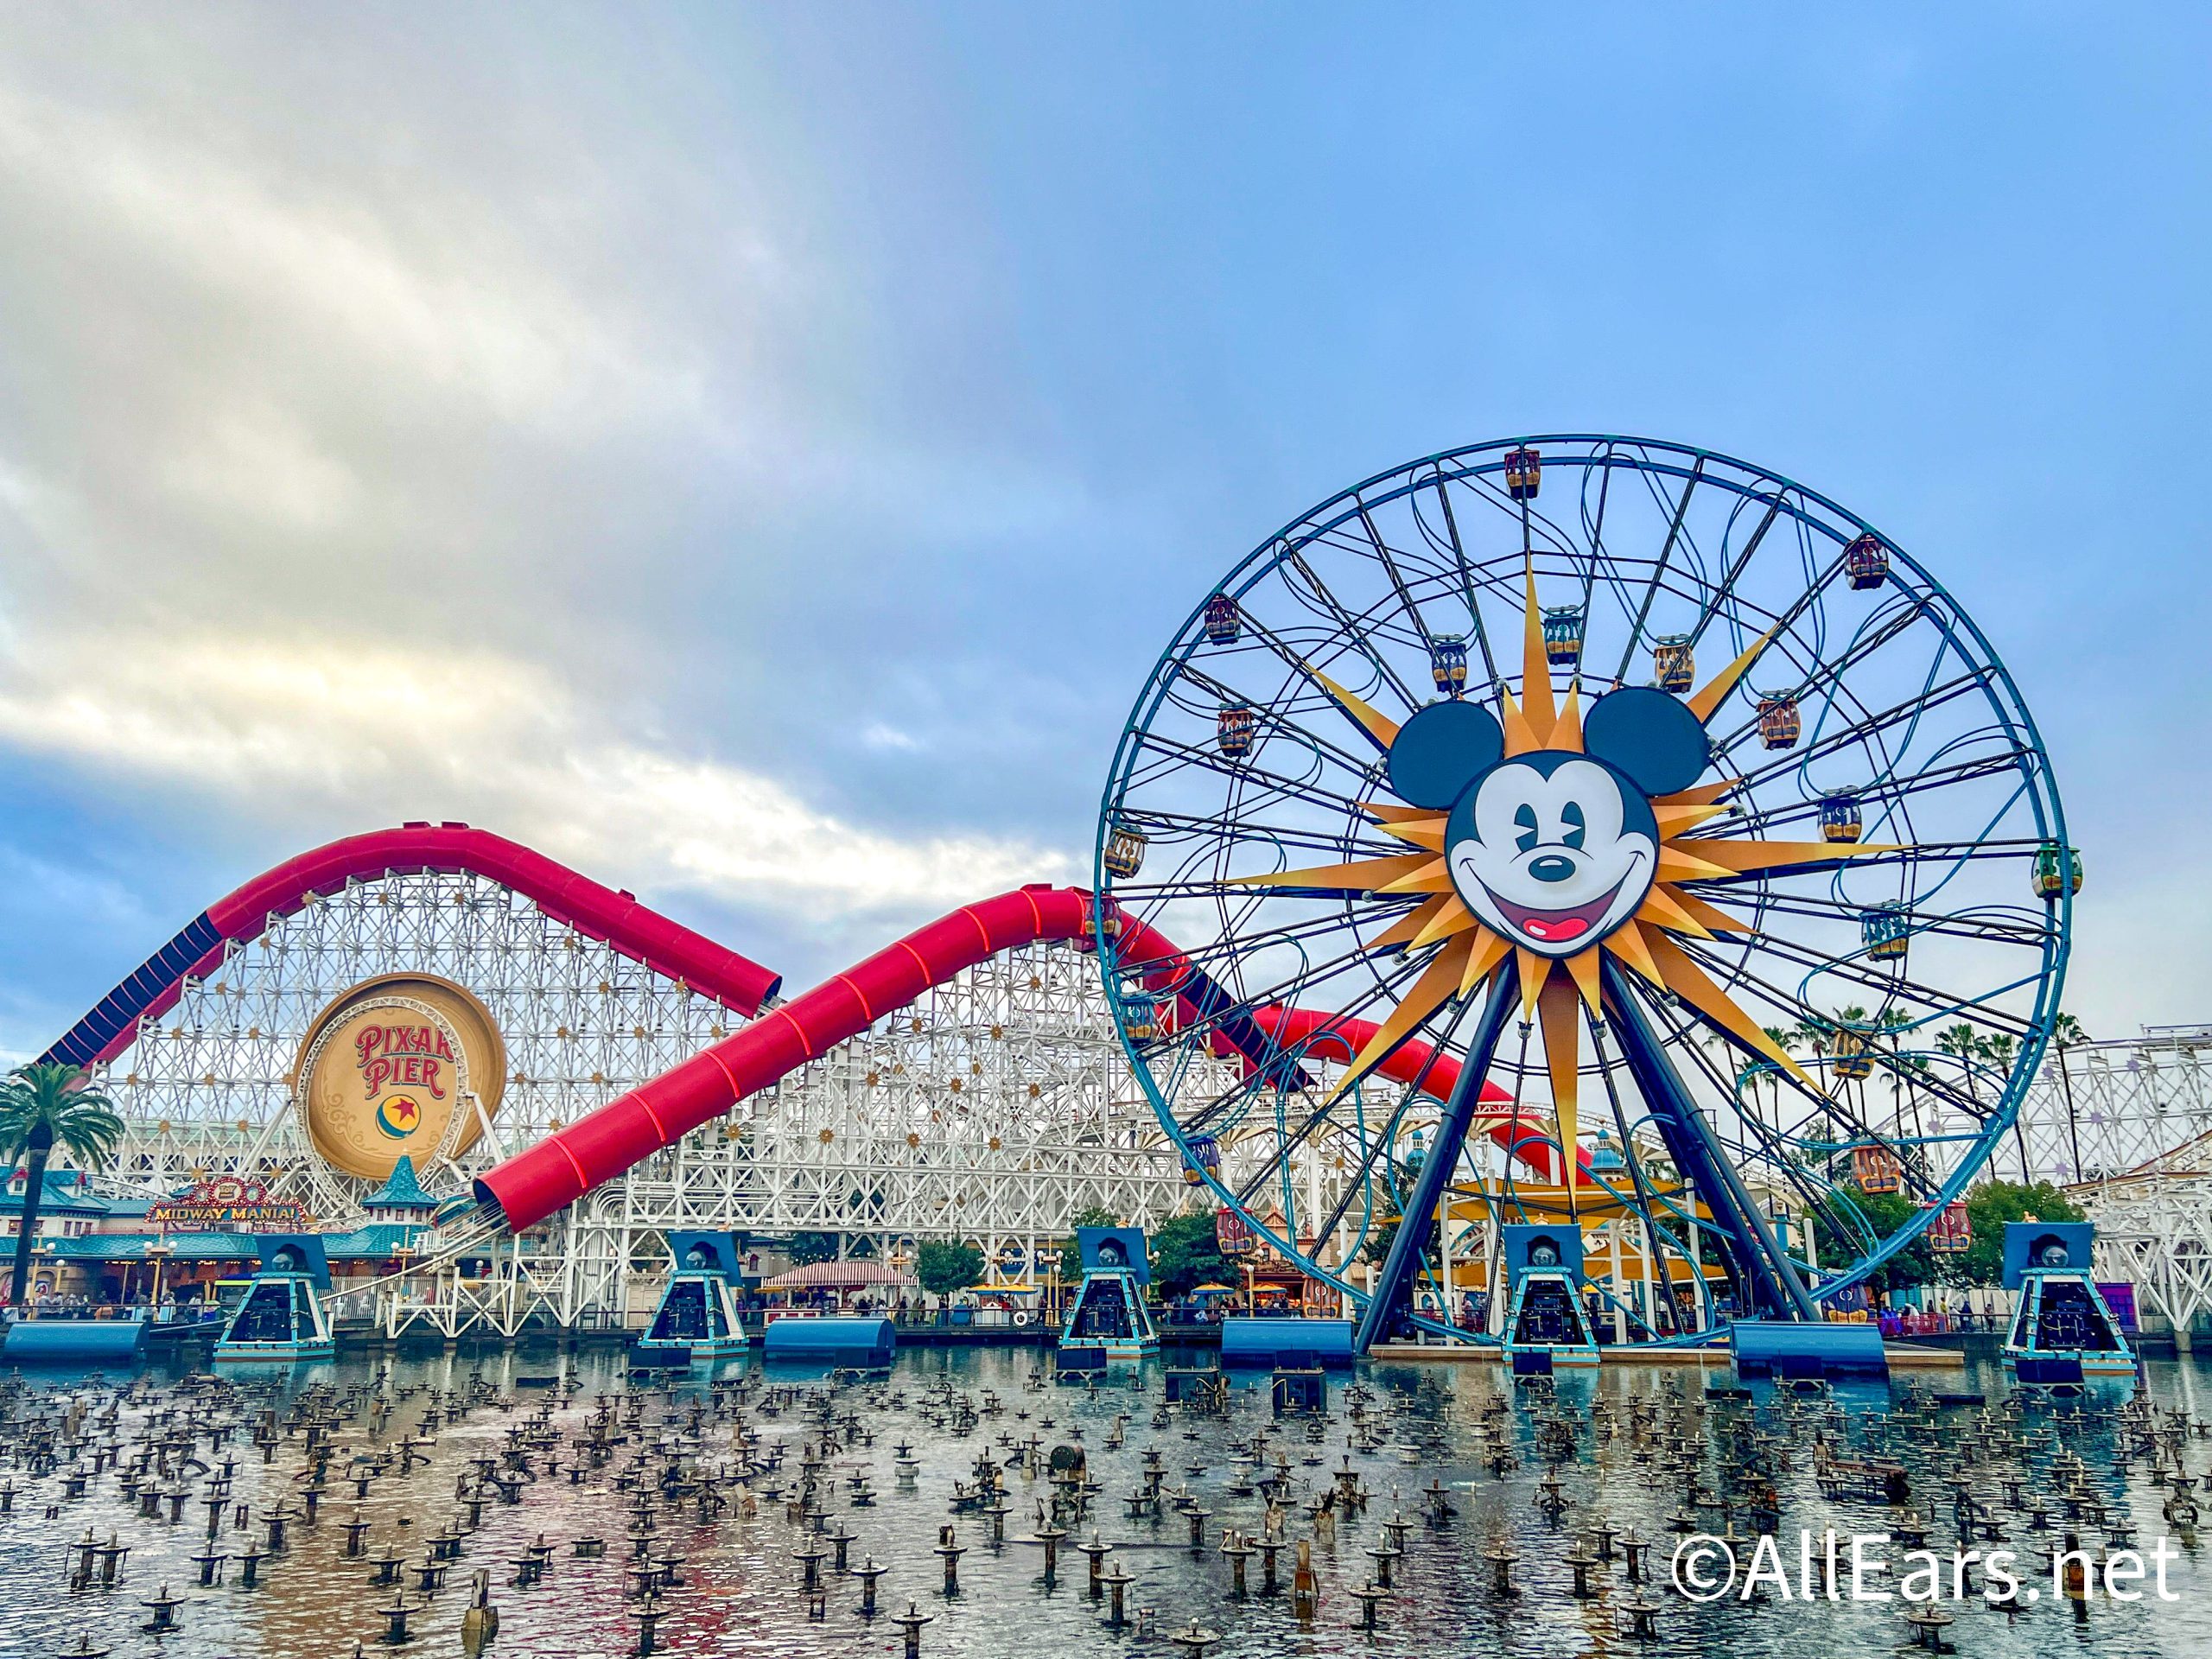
2;4;2207;1058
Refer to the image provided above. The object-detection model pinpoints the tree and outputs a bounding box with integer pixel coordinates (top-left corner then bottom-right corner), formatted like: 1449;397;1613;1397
786;1231;840;1267
1;1063;124;1306
1956;1179;2086;1287
1148;1211;1233;1299
914;1240;985;1298
1810;1187;1939;1298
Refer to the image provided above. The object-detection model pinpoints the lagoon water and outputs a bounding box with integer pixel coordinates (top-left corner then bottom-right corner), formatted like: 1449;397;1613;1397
4;1344;2210;1658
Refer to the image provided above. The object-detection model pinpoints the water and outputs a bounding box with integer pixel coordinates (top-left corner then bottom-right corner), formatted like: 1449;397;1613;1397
4;1344;2211;1658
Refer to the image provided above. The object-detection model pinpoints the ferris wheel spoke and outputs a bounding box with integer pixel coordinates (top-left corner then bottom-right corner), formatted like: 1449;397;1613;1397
1349;498;1443;658
1278;547;1426;709
1706;747;2039;841
1261;986;1472;1175
1651;993;1937;1204
1581;1028;1693;1337
1681;493;1789;658
1602;957;1818;1320
1128;730;1373;823
1421;467;1505;690
1133;928;1437;1070
1708;664;2003;799
1689;927;2044;1046
1610;456;1707;684
1701;599;1925;757
1352;962;1521;1348
1683;881;2052;951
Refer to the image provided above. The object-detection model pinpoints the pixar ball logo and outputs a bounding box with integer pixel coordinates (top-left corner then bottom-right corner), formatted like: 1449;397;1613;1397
1385;686;1710;959
375;1095;423;1140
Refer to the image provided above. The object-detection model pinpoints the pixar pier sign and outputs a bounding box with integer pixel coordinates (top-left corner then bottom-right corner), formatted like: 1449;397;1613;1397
294;974;507;1183
353;1021;458;1104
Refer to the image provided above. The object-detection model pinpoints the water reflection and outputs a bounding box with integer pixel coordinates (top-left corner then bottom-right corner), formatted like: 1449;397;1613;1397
1;1345;2208;1658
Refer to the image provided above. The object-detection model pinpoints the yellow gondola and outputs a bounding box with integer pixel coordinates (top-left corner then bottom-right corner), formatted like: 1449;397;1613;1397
1819;794;1863;844
1429;633;1469;696
1757;691;1801;750
1541;607;1584;668
1103;821;1147;880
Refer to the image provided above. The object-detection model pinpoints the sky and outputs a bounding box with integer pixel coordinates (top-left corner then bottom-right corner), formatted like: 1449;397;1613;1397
2;3;2208;1060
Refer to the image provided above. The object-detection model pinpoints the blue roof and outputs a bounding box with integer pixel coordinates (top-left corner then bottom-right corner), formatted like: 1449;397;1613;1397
44;1232;258;1262
0;1172;111;1216
43;1223;427;1262
363;1155;435;1211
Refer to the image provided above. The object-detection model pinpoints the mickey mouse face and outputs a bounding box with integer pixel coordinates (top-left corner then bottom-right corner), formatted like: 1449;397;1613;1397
1386;687;1711;960
1449;753;1656;954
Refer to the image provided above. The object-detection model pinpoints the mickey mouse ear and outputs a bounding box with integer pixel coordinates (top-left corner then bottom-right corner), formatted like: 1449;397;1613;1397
1583;687;1710;796
1386;701;1505;810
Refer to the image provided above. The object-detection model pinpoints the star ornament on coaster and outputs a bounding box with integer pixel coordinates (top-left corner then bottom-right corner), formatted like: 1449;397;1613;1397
1233;570;1899;1166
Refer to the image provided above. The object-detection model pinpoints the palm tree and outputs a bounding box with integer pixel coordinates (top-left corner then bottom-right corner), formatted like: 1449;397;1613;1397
1;1064;124;1308
1760;1026;1799;1128
2050;1012;2090;1176
1876;1007;1927;1159
1977;1032;2026;1181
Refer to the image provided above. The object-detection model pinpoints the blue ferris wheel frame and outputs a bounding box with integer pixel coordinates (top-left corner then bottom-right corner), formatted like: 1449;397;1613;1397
1094;434;2070;1343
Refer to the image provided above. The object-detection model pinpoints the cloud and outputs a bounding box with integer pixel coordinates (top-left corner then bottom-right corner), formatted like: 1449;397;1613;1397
860;721;925;753
0;629;1070;917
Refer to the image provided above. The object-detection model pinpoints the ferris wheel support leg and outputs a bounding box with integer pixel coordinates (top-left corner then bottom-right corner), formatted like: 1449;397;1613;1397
1599;958;1818;1325
1352;963;1520;1354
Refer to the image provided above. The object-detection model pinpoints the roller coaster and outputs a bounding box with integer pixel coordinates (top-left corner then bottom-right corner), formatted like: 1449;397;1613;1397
42;822;1554;1337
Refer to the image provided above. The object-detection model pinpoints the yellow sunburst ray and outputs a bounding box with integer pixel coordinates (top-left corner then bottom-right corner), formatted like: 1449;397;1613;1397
1366;893;1459;954
1305;664;1402;750
1498;685;1543;759
1459;930;1514;997
1635;885;1719;940
1371;816;1447;852
1686;624;1783;724
1375;861;1456;895
1360;802;1434;823
1679;837;1897;875
1538;971;1582;1199
1654;802;1728;836
1550;686;1583;753
1517;563;1556;742
1656;846;1736;882
1411;895;1476;948
1603;918;1667;986
1320;932;1477;1107
1654;779;1739;808
1665;890;1755;937
1230;852;1435;891
1564;944;1605;1009
1515;948;1551;1020
1640;928;1820;1092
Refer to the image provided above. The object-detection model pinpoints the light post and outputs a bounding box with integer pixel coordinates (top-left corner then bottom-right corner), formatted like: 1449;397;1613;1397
888;1244;914;1322
145;1236;175;1315
1039;1247;1062;1328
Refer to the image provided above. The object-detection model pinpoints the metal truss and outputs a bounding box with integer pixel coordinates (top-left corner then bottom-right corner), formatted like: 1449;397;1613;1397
86;868;1261;1333
2004;1027;2212;1184
1973;1025;2212;1343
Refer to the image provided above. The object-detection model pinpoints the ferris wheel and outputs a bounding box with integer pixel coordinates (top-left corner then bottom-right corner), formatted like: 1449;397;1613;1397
1095;436;2072;1348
